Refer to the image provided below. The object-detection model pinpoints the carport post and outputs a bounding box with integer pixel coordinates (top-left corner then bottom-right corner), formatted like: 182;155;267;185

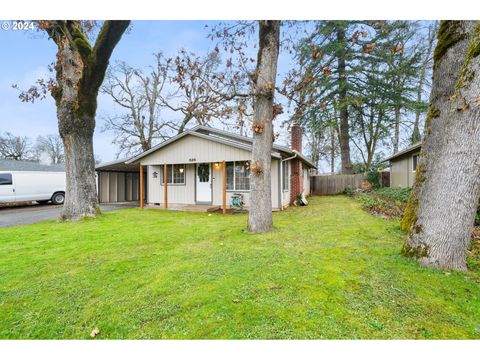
139;163;144;208
164;163;168;209
222;160;226;214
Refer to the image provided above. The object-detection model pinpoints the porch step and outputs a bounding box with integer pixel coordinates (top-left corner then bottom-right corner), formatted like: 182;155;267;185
145;203;220;213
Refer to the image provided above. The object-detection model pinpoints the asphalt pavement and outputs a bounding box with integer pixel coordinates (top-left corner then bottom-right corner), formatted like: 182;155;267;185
0;202;138;228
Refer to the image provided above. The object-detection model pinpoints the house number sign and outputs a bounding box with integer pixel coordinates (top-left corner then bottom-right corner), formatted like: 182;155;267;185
189;158;196;162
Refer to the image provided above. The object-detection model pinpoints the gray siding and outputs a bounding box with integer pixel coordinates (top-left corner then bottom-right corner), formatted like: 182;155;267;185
140;135;253;165
390;153;418;188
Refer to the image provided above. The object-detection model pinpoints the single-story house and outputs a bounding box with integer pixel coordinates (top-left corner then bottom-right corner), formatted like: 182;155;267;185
382;142;422;188
97;124;316;211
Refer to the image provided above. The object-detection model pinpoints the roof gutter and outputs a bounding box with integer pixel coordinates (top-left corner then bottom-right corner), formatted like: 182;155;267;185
282;153;297;163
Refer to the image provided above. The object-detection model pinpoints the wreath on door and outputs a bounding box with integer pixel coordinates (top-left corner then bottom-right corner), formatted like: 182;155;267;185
197;163;209;182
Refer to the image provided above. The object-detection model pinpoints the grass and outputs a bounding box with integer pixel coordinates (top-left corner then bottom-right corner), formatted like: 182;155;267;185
0;196;479;339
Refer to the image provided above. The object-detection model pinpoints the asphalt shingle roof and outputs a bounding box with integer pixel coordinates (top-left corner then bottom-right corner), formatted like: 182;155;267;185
0;159;65;172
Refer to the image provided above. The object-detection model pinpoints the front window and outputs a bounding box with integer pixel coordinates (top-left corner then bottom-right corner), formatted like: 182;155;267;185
160;164;185;185
226;161;250;191
412;154;419;172
0;173;12;186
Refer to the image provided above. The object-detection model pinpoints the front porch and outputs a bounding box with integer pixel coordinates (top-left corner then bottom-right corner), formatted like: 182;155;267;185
139;161;228;214
145;203;221;213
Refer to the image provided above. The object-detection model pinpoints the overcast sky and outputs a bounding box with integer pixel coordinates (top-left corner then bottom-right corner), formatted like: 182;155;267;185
0;21;303;164
0;20;432;173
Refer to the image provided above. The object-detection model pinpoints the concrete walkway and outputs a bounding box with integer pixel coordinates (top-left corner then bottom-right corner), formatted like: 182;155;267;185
0;202;138;228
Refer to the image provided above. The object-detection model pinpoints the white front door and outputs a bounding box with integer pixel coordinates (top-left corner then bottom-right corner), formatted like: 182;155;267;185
0;173;15;203
196;163;212;203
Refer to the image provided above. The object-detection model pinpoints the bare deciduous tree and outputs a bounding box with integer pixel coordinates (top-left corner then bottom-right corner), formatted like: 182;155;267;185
35;134;65;164
0;132;33;160
102;50;249;156
101;55;175;157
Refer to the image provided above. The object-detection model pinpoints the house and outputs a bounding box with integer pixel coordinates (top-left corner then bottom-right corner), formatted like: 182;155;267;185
382;142;422;188
96;124;316;211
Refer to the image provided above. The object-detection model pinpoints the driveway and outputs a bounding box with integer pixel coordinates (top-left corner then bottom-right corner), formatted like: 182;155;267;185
0;202;139;228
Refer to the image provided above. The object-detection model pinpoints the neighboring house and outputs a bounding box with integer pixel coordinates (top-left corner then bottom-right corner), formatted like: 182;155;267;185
96;124;316;210
382;142;422;188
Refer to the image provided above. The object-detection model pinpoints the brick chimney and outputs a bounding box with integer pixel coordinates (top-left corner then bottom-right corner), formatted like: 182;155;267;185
290;123;303;204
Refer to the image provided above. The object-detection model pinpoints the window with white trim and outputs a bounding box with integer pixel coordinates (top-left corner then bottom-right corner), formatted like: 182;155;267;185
160;164;185;184
282;161;289;191
412;155;419;172
226;161;250;191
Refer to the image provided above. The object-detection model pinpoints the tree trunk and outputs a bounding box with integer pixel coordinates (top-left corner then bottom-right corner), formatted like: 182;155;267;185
330;124;335;173
393;105;401;153
247;20;280;234
401;20;479;270
61;124;99;220
336;26;353;174
54;36;99;220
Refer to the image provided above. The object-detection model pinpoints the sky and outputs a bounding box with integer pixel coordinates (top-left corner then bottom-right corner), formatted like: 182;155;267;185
0;20;431;173
0;21;305;164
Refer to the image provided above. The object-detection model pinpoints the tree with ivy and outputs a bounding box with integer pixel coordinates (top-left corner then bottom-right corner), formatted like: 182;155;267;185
401;20;480;270
15;21;130;220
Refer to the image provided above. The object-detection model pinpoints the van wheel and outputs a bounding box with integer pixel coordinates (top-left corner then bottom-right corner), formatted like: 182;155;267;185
51;192;65;205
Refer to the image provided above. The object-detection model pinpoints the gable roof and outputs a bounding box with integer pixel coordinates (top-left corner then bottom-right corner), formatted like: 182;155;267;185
381;142;422;162
126;125;316;168
95;158;139;172
0;159;65;172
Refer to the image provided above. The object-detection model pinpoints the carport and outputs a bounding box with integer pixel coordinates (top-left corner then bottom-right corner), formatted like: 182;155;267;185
95;159;146;203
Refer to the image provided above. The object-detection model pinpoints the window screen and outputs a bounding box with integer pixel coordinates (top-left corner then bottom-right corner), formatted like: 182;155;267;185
160;165;185;184
226;161;250;191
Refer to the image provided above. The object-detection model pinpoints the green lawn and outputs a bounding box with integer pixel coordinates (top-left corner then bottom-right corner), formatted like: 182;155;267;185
1;196;479;339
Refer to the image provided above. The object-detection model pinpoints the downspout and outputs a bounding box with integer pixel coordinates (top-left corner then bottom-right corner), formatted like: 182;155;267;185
280;153;298;210
277;159;281;211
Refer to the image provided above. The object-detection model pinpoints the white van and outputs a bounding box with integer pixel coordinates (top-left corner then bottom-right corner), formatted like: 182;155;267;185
0;171;66;205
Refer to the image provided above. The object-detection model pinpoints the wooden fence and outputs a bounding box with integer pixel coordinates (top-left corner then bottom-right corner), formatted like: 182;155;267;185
310;174;366;195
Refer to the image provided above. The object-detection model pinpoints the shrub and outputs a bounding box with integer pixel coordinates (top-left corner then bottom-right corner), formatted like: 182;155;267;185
350;187;411;219
353;159;388;189
374;187;412;203
343;187;354;196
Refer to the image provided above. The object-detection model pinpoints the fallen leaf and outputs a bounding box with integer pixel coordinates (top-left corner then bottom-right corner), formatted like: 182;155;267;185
90;327;100;338
232;299;241;303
